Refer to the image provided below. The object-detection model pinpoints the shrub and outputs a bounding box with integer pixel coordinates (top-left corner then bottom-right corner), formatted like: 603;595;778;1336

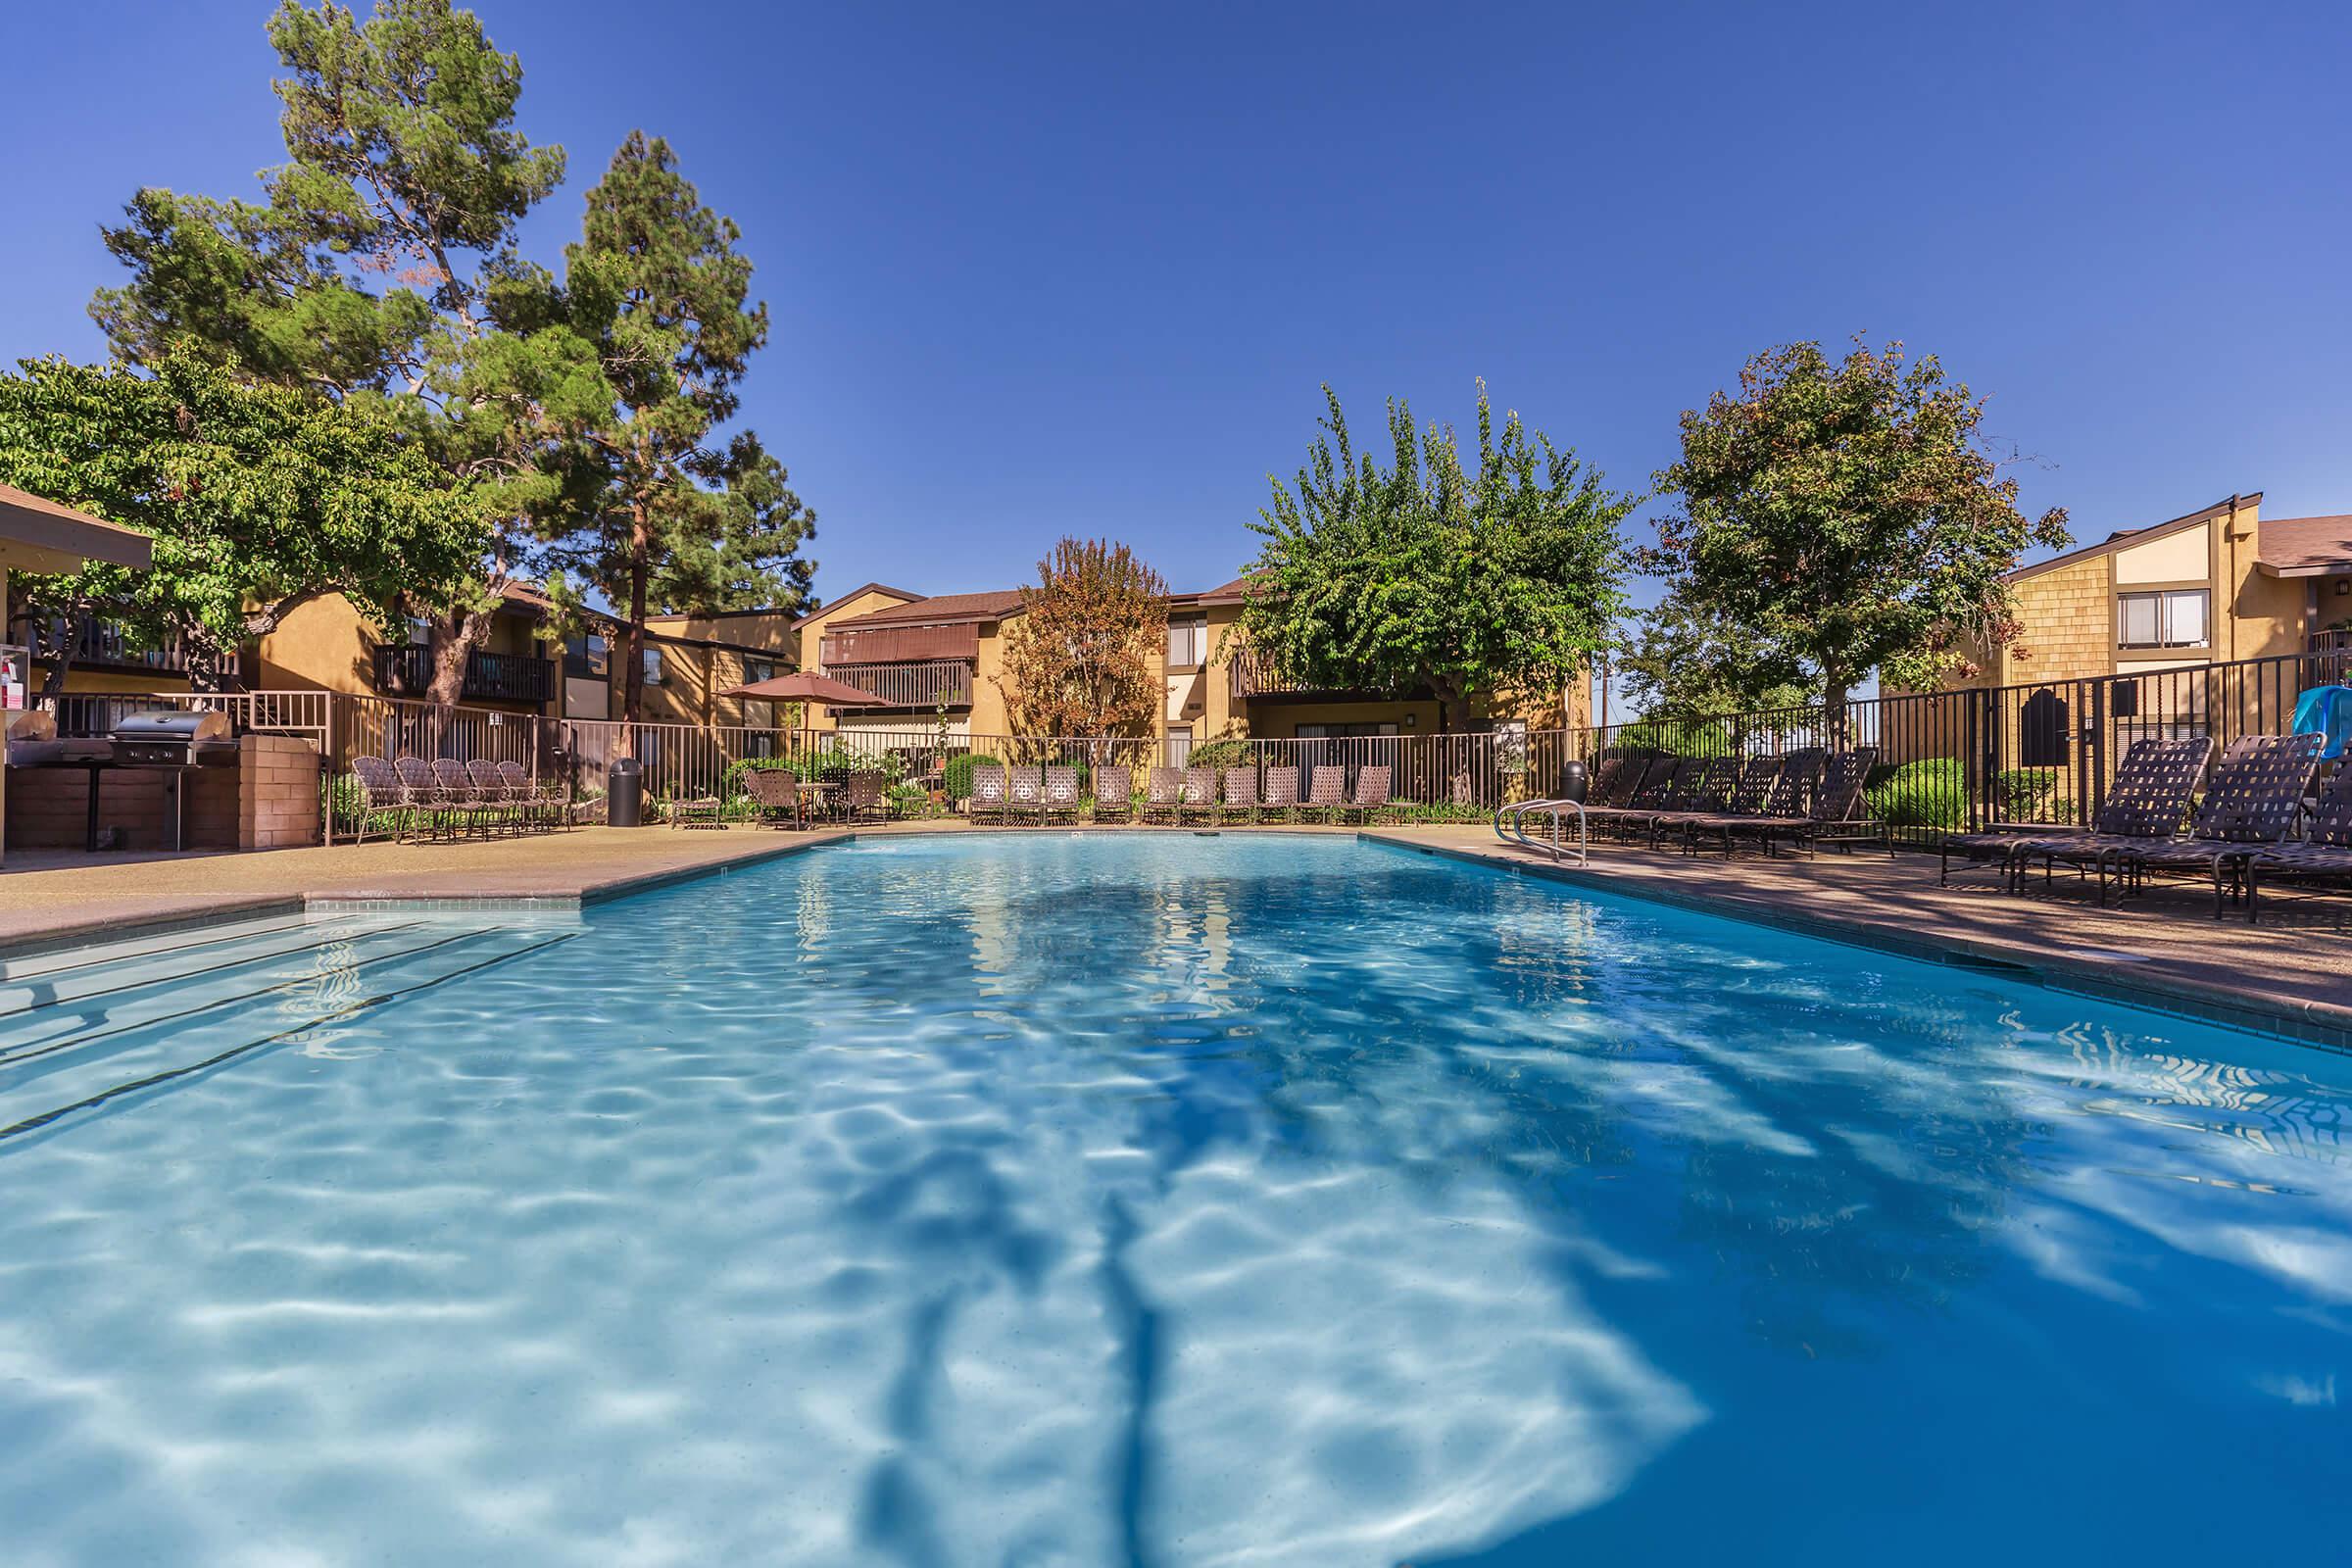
719;755;800;799
322;772;400;838
1187;738;1252;772
1390;799;1489;824
1994;765;2069;820
944;752;1001;802
1866;757;1968;829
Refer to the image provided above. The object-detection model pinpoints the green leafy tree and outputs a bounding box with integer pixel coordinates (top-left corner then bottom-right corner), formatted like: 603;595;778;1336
542;132;815;745
1617;586;1810;723
88;0;595;704
996;538;1168;742
0;349;492;687
1239;383;1631;731
1648;339;2071;722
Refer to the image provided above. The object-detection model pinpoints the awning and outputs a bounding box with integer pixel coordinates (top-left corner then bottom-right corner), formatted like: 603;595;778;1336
0;484;152;573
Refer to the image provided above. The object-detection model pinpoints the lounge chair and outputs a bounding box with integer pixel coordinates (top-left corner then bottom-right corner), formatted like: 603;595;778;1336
1261;764;1300;824
1938;739;2222;888
348;756;410;844
1624;756;1743;848
1580;757;1695;840
1177;766;1219;826
1092;764;1134;823
2248;757;2352;921
2123;734;2324;916
1339;764;1394;826
1721;746;1884;858
1659;755;1787;855
1042;764;1082;826
1580;755;1632;807
1006;764;1046;825
968;764;1009;826
1299;765;1346;824
740;767;803;829
1220;766;1260;825
2002;737;2218;904
1142;766;1183;825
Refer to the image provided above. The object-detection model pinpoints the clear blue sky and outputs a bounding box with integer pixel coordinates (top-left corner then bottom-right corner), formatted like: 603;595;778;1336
4;0;2348;618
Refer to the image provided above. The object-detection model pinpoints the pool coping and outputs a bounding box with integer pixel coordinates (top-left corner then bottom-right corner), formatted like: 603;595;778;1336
1362;831;2352;1054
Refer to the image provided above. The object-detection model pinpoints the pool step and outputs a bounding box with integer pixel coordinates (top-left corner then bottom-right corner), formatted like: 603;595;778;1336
0;915;419;1020
0;924;574;1142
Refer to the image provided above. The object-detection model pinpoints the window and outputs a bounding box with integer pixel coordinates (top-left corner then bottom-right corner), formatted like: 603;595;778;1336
1166;723;1194;766
643;648;663;686
1166;615;1207;670
407;616;433;648
744;658;776;685
2117;588;2209;649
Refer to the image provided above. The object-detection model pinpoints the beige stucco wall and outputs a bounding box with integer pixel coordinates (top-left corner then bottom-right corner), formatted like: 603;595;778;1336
257;594;376;695
2114;527;2209;584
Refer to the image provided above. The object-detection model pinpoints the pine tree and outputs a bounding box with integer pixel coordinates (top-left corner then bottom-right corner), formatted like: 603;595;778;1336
89;0;596;705
543;132;815;742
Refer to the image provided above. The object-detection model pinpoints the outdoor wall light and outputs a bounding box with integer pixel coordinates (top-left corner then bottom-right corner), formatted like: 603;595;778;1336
2336;578;2349;595
1402;714;1417;730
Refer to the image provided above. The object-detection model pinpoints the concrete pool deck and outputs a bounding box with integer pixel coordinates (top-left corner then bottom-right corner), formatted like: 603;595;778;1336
2;820;2345;1046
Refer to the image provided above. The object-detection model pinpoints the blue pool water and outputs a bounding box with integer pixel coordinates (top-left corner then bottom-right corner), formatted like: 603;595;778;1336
0;835;2344;1565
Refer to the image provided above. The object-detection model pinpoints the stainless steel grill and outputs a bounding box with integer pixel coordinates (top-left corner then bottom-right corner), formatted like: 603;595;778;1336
110;709;238;768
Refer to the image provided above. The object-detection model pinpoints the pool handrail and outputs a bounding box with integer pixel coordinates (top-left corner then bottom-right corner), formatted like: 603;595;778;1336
1494;797;1590;864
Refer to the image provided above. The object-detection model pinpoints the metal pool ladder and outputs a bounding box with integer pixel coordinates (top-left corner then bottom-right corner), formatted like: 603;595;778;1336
1494;797;1589;865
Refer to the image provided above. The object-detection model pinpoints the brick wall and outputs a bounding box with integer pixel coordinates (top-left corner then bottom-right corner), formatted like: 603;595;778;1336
239;734;321;849
4;734;318;852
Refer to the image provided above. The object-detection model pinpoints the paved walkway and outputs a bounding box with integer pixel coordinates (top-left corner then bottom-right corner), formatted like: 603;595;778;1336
0;827;856;951
4;819;2345;1044
1368;825;2352;1046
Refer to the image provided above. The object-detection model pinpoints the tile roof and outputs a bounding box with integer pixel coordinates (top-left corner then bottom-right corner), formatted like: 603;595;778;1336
791;582;924;628
2255;514;2352;574
826;589;1027;629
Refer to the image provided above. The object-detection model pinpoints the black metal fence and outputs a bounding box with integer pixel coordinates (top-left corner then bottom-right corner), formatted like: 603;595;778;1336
1580;645;2352;846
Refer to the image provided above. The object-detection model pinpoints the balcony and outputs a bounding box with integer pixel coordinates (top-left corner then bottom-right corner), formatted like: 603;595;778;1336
13;615;229;681
821;660;973;709
374;644;555;705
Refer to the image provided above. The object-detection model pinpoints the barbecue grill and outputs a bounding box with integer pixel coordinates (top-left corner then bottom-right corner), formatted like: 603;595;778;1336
111;708;239;767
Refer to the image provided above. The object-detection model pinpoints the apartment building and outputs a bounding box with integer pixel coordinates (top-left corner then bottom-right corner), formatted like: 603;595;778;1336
792;576;1587;752
14;584;561;716
1953;492;2351;690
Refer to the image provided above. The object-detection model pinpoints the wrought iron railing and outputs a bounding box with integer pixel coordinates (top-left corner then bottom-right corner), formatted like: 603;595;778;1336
11;615;228;680
373;644;555;704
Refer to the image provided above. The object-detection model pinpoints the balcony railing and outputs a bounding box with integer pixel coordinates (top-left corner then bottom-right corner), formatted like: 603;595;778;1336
2311;628;2352;657
1227;648;1420;702
821;660;973;709
374;644;555;705
12;615;228;680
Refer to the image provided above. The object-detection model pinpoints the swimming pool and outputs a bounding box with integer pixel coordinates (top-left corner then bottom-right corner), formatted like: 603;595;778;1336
0;834;2343;1565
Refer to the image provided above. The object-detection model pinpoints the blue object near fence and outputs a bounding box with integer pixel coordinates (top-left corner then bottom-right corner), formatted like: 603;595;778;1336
2291;684;2352;760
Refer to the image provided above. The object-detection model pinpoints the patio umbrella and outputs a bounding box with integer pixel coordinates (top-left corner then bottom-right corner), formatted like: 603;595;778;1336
718;670;895;707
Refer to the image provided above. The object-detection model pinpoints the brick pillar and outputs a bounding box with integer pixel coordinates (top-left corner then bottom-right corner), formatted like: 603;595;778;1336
239;734;322;849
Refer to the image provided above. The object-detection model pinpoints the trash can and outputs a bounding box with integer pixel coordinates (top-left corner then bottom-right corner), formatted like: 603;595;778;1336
1556;760;1591;803
607;757;643;827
